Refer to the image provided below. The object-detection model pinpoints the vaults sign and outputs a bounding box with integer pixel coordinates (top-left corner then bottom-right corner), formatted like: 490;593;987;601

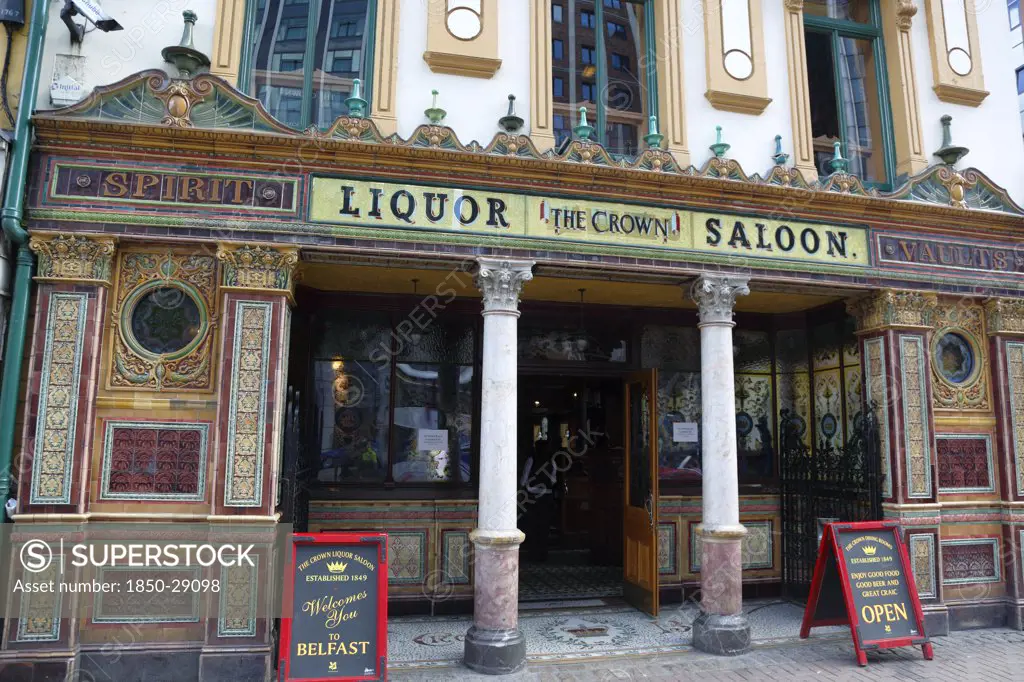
309;178;870;268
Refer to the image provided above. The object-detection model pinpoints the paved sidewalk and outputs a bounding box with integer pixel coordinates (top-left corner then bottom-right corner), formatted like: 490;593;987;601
390;628;1024;681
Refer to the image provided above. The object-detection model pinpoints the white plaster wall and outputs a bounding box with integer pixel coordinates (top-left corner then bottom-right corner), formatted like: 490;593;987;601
395;0;530;143
912;2;1024;203
682;0;795;175
35;0;216;111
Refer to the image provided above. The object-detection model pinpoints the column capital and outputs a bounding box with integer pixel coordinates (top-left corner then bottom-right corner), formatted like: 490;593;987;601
689;275;749;326
984;297;1024;337
474;257;534;314
217;243;300;296
846;289;937;333
30;234;117;286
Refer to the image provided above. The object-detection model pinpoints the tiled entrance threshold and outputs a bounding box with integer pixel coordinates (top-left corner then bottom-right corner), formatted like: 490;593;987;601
387;599;847;670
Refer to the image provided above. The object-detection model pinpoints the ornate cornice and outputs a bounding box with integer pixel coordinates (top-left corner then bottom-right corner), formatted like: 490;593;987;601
984;298;1024;337
29;234;116;285
847;290;939;332
689;275;750;326
474;258;534;314
217;243;300;294
29;71;1024;233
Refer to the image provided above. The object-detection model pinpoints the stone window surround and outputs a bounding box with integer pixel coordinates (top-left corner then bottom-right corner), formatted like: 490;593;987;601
783;0;926;182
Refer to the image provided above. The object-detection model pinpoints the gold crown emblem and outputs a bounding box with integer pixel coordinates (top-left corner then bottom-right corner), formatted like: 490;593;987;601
884;625;891;633
327;561;348;573
862;545;877;556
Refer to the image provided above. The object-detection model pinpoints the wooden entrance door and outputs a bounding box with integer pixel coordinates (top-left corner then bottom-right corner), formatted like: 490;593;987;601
623;370;659;616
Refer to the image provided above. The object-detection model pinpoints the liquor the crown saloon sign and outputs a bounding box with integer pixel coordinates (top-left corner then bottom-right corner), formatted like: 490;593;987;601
801;521;933;667
279;533;388;681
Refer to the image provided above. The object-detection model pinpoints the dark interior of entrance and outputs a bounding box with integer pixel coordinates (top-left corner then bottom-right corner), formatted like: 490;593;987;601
517;375;625;602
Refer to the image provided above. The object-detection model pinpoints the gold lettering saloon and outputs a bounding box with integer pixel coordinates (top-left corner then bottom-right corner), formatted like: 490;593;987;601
308;178;871;267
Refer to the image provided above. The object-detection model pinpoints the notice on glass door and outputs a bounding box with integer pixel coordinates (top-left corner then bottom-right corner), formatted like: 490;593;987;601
417;429;449;451
673;422;699;443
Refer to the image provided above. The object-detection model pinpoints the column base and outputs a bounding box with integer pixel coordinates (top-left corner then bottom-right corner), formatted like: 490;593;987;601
692;611;751;656
463;625;526;675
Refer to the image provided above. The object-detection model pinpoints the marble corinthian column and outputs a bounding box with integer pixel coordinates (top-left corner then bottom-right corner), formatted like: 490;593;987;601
690;274;751;655
464;257;534;675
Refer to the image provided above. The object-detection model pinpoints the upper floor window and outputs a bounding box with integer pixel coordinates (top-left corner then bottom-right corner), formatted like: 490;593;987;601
551;0;655;156
804;0;895;187
248;0;376;129
553;3;563;23
1010;0;1022;30
553;39;565;61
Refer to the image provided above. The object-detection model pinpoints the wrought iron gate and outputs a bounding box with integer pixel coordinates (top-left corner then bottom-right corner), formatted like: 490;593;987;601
779;406;883;600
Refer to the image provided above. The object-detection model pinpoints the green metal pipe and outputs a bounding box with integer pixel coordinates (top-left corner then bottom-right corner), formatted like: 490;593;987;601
0;0;51;508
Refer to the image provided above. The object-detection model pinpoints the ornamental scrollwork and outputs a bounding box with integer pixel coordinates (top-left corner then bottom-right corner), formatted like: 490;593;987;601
109;251;218;391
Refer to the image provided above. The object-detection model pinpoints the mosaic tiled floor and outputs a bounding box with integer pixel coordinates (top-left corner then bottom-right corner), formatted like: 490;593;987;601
387;599;848;670
518;562;623;602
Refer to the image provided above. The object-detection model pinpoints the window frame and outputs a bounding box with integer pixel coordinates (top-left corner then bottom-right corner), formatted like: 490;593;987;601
239;0;379;129
553;0;658;154
299;294;482;494
803;1;897;189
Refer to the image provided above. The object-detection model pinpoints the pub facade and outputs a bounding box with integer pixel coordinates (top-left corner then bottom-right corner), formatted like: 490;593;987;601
1;1;1023;679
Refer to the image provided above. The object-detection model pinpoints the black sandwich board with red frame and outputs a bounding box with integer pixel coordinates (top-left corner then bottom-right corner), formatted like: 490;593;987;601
279;532;388;681
801;521;932;666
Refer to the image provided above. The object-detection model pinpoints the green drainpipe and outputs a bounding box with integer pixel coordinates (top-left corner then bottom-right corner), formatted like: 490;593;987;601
0;0;50;510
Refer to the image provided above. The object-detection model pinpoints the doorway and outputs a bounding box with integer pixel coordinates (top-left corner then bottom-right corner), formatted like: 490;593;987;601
516;372;659;615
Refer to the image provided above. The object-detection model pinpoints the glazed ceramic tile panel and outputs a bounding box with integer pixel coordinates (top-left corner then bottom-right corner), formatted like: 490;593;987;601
1007;342;1024;496
93;568;202;623
441;531;470;585
224;301;274;507
689;520;773;572
909;534;936;599
863;337;893;497
658;522;677;576
30;292;89;505
935;434;994;493
940;539;1001;585
900;335;932;498
15;563;61;642
218;564;259;637
100;421;209;501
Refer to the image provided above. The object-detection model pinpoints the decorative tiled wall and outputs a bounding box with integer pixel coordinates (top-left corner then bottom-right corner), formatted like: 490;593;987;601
900;335;933;498
30;292;90;505
936;434;993;493
389;531;427;585
100;421;209;501
941;539;1001;585
223;300;273;507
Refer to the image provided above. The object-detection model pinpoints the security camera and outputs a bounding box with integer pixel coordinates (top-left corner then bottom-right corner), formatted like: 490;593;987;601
61;0;122;43
5;498;17;520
